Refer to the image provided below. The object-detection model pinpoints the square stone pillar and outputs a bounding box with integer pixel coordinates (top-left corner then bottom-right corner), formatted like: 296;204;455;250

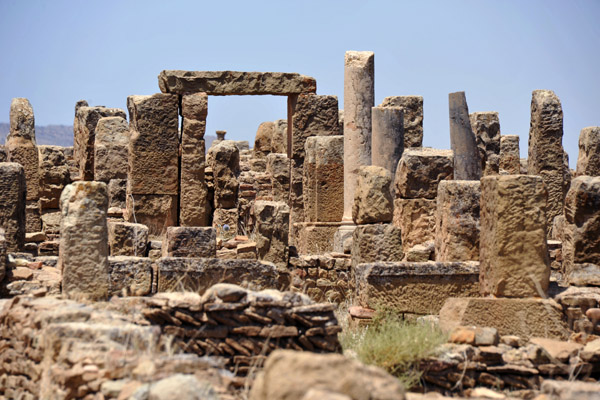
254;200;289;267
371;106;404;180
480;175;550;298
499;135;520;174
470;111;500;175
59;181;109;301
575;127;600;176
448;92;481;180
0;163;26;252
93;116;129;182
379;96;423;148
180;92;210;226
38;145;71;210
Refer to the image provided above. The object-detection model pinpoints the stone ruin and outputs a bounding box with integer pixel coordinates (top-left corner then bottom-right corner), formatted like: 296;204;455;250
0;52;599;399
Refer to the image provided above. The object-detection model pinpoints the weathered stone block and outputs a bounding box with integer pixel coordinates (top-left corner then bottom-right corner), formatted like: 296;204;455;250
392;198;436;249
108;256;153;296
0;163;26;251
159;70;317;95
59;181;109;300
108;221;149;257
351;224;403;268
156;257;289;293
74;106;127;181
562;176;600;279
127;93;179;195
266;153;289;202
93;116;129;182
394;148;453;199
163;226;216;258
38;145;71;209
480;175;550;298
355;261;480;315
435;181;481;262
254;201;289;267
380;95;423;148
108;178;126;209
371;106;404;178
7;98;39;200
303;135;344;223
208;141;239;209
292;94;340;160
295;222;342;255
499;135;520;174
180;151;210;226
213;208;239;238
439;297;569;340
470;111;500;175
125;193;177;239
576;127;600;177
272;119;288;154
353;166;393;224
528;90;568;226
254;121;275;159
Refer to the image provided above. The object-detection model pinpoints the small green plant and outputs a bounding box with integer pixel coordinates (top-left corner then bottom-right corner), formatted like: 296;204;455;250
339;308;447;389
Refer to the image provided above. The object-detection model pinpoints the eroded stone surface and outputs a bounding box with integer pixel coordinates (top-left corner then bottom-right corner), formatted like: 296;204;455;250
449;92;481;180
163;226;216;258
576;126;600;176
371;106;404;178
38;145;71;209
254;201;289;268
470;111;500;175
499;135;520;174
351;224;403;268
108;256;153;296
0;163;26;251
393;198;436;250
379;95;423;148
353;166;393;224
94;116;129;182
108;221;149;257
395;148;453;199
208;141;240;209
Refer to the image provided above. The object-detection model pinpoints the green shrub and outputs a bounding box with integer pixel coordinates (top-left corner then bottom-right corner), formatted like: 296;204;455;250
339;310;447;389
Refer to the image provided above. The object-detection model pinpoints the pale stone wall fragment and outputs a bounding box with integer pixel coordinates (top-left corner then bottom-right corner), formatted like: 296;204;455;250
353;166;393;225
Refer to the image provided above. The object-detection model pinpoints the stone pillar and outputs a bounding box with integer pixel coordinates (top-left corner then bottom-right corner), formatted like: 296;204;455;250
343;51;375;221
208;141;240;237
499;135;521;174
470;112;500;175
0;163;26;252
575;127;600;176
254;200;290;267
163;226;216;258
93;116;129;182
74;105;127;181
393;148;453;252
59;181;109;300
353;166;393;225
180;92;210;226
371;106;404;180
7;98;40;232
448;92;481;180
379;96;423;148
254;121;275;159
480;175;550;298
272;119;288;154
38;145;71;210
290;94;340;244
266;153;289;202
435;181;481;262
528;90;569;230
562;176;600;281
126;94;179;238
303;136;344;223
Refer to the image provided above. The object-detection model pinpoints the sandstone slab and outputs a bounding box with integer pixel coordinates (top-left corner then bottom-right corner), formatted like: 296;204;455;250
93;116;129;182
0;163;26;251
163;227;216;258
576;127;600;176
254;201;289;268
352;166;393;224
392;198;436;249
395;148;453;199
108;256;153;296
108;221;149;257
351;224;403;268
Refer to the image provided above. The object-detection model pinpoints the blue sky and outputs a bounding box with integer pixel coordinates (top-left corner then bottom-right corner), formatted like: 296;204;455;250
1;0;599;166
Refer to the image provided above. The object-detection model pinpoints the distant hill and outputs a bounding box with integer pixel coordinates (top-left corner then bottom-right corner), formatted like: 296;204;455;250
0;122;217;152
0;123;73;147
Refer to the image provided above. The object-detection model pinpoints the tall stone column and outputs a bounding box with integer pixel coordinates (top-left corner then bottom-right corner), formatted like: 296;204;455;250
343;51;374;221
449;92;481;180
7;98;41;232
470;111;500;175
0;163;26;251
379;96;423;148
59;181;109;301
528;90;569;232
499;135;521;174
180;92;210;226
371;106;404;180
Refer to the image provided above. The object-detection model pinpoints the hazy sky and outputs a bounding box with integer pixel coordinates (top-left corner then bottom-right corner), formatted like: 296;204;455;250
1;0;599;166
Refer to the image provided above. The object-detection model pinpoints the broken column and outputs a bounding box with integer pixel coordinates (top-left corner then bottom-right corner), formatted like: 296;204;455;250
470;112;500;175
7;98;40;232
180;92;210;226
254;200;290;267
290;94;340;245
528;90;569;230
371;106;404;180
295;135;344;254
499;135;521;174
393;148;453;254
435;181;481;262
575;127;600;176
479;175;550;297
125;94;179;238
74;105;127;181
208;140;240;237
448;92;481;180
562;176;600;282
93;116;129;182
343;51;374;221
59;181;109;300
0;163;26;251
379;96;424;148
